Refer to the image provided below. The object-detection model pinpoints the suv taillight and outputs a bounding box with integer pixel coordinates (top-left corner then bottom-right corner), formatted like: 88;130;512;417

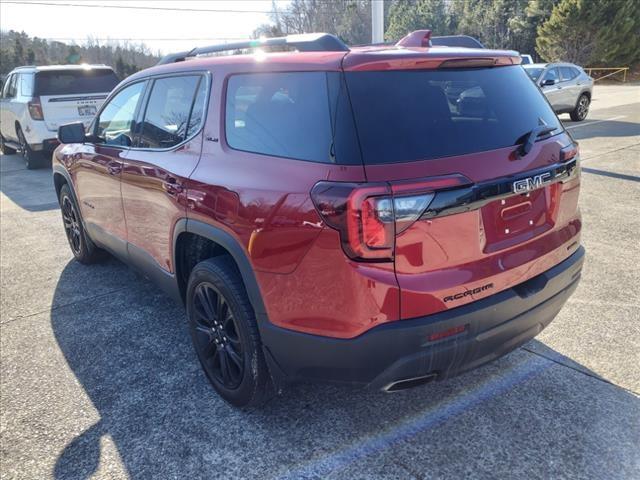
310;175;470;262
28;97;44;120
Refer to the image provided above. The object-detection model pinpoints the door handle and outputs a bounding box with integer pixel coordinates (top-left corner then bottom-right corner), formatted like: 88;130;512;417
163;177;184;195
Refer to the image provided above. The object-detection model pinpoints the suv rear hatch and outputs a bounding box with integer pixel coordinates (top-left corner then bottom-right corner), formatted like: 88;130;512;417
342;53;582;319
35;68;119;132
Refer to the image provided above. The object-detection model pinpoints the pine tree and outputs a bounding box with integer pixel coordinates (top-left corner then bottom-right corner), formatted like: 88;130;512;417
385;0;451;42
537;0;640;66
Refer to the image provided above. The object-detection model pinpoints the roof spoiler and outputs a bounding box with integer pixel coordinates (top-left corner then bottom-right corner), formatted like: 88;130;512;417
156;33;349;65
430;35;485;49
395;31;485;49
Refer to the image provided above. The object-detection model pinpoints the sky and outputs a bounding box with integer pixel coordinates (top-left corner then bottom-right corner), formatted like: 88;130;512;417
0;0;289;54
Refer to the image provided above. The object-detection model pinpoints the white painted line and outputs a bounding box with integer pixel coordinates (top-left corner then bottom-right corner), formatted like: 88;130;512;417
564;115;626;130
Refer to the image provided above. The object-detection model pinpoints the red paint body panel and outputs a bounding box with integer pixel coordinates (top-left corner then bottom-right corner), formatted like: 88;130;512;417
181;66;399;337
121;135;203;272
369;133;581;321
62;143;127;241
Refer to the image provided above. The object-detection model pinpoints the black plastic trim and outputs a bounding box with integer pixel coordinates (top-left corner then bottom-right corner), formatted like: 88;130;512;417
182;219;268;318
85;221;128;261
422;158;579;220
260;246;584;390
128;242;182;303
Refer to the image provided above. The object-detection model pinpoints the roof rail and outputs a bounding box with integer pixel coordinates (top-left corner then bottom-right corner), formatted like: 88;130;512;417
156;33;349;65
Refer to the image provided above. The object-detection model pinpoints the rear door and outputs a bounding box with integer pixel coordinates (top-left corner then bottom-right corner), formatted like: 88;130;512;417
559;66;580;109
121;73;208;273
344;65;581;319
540;67;563;110
35;68;119;132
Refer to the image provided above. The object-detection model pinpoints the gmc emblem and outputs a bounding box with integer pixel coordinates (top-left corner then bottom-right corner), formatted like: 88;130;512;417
512;172;552;193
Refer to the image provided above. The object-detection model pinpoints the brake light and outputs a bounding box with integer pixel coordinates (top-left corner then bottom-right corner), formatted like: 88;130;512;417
28;98;44;120
310;175;469;262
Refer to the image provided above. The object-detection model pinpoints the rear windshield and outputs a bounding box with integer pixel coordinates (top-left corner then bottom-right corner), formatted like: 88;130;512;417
35;69;119;96
345;66;561;165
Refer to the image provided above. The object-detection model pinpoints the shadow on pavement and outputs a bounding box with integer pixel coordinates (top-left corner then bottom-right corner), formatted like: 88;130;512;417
50;259;640;479
564;119;640;140
0;153;58;212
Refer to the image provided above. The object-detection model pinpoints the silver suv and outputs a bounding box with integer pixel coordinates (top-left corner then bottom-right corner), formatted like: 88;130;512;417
523;63;594;121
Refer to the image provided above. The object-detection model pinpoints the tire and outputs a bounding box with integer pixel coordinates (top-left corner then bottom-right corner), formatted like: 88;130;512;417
16;126;47;169
186;256;273;408
59;184;104;264
570;94;590;121
0;134;17;155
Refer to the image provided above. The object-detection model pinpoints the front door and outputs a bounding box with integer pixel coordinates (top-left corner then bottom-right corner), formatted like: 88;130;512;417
121;73;208;273
71;81;146;255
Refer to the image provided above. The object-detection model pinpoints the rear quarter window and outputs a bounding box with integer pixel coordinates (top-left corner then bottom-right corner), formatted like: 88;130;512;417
560;67;578;81
225;72;334;163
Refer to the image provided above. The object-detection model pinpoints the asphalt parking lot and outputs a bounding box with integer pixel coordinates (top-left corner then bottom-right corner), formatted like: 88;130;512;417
1;84;639;480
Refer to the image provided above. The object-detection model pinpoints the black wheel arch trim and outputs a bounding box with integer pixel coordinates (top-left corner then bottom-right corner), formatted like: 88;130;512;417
175;218;268;319
52;166;85;231
174;218;281;388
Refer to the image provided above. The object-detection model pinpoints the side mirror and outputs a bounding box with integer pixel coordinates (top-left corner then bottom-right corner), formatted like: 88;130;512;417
542;78;556;87
58;123;87;144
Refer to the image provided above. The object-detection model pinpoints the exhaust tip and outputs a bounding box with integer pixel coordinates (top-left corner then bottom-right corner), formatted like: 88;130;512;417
384;373;438;392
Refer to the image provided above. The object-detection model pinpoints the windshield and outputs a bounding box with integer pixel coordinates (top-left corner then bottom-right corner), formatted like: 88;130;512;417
344;66;561;165
523;67;544;81
35;69;119;96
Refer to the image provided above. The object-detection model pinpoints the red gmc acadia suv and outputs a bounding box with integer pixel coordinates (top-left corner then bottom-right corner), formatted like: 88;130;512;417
53;31;584;407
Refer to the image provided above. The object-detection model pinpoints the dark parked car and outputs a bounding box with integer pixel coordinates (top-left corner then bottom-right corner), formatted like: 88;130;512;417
53;31;584;407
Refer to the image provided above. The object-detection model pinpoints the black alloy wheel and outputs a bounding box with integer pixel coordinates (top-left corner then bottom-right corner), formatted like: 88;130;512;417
186;256;272;407
191;282;244;389
61;194;83;256
17;126;44;169
571;94;590;121
58;184;104;264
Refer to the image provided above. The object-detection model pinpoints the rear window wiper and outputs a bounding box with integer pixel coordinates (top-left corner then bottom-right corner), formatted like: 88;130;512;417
518;125;558;156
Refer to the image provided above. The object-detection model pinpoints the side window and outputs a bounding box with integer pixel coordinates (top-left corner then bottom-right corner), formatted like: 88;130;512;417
225;72;333;163
3;74;17;99
138;75;203;149
560;67;577;81
19;73;34;97
186;78;207;138
542;68;559;84
1;75;12;98
96;82;145;147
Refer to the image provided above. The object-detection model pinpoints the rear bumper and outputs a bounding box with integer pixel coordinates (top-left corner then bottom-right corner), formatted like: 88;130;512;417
261;246;584;390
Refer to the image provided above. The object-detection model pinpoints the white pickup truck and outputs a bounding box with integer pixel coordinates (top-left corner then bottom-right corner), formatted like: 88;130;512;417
0;65;119;168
